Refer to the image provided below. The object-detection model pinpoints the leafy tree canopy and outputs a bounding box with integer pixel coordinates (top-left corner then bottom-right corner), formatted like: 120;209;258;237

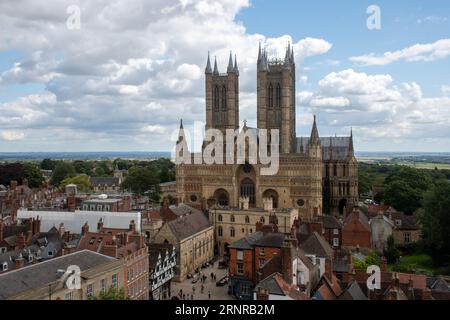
51;161;76;186
60;174;93;193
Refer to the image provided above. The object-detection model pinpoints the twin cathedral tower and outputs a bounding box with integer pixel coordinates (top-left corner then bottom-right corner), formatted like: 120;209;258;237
205;43;296;153
176;43;358;217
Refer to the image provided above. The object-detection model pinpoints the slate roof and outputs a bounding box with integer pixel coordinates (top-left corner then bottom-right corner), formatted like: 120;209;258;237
0;250;116;299
253;233;286;248
300;232;333;258
427;277;450;291
320;215;343;229
338;280;367;300
169;203;203;216
90;177;119;187
255;272;310;300
229;231;264;250
166;211;212;241
389;212;418;230
333;255;351;273
295;136;352;161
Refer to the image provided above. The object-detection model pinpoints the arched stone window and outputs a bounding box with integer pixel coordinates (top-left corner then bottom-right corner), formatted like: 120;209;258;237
245;215;250;224
260;216;265;223
230;227;235;237
213;86;220;111
221;86;227;111
218;226;223;237
276;83;281;108
230;214;235;222
218;214;222;222
268;83;273;108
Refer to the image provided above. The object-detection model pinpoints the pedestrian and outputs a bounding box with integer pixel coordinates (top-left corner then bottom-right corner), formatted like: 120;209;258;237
192;285;195;293
211;272;214;280
182;293;186;300
208;291;211;300
201;284;204;294
191;293;194;300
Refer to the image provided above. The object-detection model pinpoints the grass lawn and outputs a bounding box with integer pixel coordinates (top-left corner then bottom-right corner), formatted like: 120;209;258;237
389;254;436;275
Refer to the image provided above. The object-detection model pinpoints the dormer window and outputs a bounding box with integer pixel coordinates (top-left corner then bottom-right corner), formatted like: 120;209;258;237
28;255;34;263
395;219;402;227
2;262;8;271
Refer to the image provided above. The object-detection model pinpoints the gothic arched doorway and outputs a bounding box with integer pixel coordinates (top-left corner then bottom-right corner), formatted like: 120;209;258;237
214;189;229;207
240;178;255;207
262;189;279;208
338;198;347;216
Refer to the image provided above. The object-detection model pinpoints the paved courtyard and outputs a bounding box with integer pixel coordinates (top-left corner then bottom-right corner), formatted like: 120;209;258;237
170;261;235;300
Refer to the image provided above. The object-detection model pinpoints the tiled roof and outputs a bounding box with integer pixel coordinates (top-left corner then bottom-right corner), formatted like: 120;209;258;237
300;232;333;258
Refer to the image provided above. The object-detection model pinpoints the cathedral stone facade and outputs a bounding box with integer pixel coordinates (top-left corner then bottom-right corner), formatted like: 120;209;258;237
175;44;358;218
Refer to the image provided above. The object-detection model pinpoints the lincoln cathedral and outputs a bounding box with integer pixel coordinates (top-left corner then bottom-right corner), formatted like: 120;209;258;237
175;43;358;220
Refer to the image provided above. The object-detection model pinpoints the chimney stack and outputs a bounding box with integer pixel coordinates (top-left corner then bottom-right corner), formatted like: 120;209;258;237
380;256;387;272
17;233;26;249
81;221;89;235
15;254;25;269
129;220;136;232
97;218;104;231
325;258;333;280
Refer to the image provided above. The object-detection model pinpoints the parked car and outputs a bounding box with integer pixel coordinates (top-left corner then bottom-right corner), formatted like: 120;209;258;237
216;275;228;287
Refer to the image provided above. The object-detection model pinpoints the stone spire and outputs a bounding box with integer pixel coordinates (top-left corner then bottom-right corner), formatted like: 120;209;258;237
258;41;262;62
348;127;354;156
227;51;234;73
233;54;239;75
176;119;184;144
309;115;320;145
213;56;219;75
205;51;212;74
259;48;269;71
300;136;304;153
329;136;333;159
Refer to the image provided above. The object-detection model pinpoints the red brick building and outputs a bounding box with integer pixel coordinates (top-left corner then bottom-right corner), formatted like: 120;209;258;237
77;219;149;300
342;207;372;248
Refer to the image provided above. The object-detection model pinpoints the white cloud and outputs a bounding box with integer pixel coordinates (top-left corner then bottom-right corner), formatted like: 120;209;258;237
0;131;25;141
0;0;332;151
297;68;450;150
349;39;450;66
442;85;450;96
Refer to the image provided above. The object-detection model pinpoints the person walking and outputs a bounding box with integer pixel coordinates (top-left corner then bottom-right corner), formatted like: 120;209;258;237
208;291;211;300
201;284;204;294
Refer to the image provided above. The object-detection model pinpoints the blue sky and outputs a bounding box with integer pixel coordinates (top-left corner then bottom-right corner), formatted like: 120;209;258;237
0;0;449;152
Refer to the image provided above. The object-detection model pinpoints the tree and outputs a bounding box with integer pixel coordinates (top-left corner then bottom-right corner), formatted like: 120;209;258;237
383;180;423;214
60;174;93;192
0;163;24;186
40;158;56;170
51;161;76;186
91;287;127;300
23;162;44;188
416;181;450;262
383;235;400;264
121;166;160;201
73;160;94;175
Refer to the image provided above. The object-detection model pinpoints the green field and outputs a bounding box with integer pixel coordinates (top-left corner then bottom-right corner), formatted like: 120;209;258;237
395;162;450;170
